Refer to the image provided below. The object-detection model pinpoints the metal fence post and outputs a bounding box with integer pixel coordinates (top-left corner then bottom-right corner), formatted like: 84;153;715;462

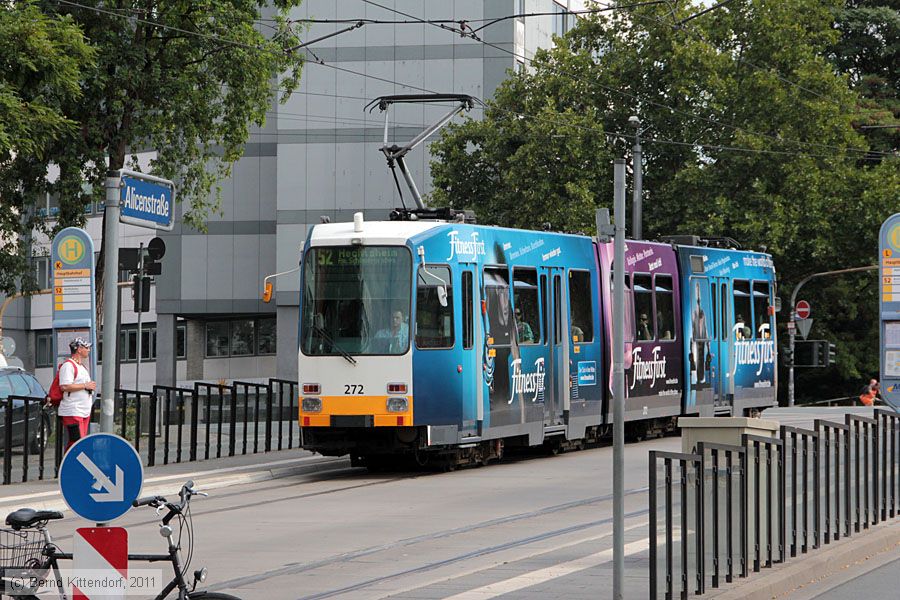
649;451;658;599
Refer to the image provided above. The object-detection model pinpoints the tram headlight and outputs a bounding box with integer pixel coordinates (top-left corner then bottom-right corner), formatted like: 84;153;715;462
302;397;322;413
386;397;408;413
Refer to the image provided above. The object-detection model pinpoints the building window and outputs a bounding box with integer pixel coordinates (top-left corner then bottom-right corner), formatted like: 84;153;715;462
206;321;231;357
34;257;50;290
257;318;276;355
230;319;255;356
36;332;53;367
177;324;187;358
205;317;275;358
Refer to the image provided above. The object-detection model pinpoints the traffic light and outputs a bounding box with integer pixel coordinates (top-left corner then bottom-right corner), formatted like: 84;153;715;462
133;275;151;312
792;340;836;368
781;346;793;367
815;341;827;367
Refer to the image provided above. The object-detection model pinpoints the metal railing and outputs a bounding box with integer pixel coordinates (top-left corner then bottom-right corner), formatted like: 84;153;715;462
650;408;900;598
1;378;300;485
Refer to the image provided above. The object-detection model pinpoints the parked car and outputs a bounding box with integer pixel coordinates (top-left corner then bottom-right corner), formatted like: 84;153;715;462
0;367;52;453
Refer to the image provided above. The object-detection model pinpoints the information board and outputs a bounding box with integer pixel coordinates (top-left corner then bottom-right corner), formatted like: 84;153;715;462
51;228;97;377
880;213;900;409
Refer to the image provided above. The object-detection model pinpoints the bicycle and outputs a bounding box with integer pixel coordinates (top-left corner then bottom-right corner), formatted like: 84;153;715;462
0;480;241;599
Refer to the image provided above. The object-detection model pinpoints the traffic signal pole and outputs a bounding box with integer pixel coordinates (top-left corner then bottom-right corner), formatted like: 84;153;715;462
788;265;878;406
135;242;145;389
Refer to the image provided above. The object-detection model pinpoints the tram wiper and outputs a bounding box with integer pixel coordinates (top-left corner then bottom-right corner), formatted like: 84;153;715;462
314;325;357;365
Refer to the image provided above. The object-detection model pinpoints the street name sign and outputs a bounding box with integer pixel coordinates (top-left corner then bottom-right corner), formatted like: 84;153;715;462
60;434;143;522
795;300;811;320
119;169;175;231
880;212;900;409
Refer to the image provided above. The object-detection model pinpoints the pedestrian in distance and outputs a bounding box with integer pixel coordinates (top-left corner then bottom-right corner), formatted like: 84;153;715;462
56;337;97;450
859;378;880;407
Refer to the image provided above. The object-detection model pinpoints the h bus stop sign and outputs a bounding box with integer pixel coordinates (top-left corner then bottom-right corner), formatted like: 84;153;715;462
60;434;143;522
881;212;900;410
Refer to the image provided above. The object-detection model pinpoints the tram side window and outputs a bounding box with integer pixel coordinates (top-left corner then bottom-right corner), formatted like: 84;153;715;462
462;271;474;350
416;265;454;349
753;281;771;339
655;274;675;341
485;267;511;346
513;268;539;344
733;280;752;339
540;274;548;346
721;283;728;340
569;270;594;342
633;273;654;341
553;275;562;345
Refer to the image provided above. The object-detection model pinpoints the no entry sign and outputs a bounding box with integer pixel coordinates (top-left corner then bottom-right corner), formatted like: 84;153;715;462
795;300;811;320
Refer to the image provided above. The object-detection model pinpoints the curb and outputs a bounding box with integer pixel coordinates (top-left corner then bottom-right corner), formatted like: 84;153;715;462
706;519;900;599
0;455;352;514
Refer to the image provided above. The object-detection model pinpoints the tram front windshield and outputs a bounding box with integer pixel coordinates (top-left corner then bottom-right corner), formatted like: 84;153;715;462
301;246;412;356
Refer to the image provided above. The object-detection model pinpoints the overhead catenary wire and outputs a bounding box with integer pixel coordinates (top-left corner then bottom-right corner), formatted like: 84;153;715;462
49;0;893;162
358;0;892;159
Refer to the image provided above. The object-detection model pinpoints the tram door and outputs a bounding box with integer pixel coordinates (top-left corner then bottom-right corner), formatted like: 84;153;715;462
688;276;714;411
545;270;567;425
709;278;731;410
460;268;479;428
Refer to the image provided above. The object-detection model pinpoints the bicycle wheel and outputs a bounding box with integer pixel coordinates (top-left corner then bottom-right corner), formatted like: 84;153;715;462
187;592;242;600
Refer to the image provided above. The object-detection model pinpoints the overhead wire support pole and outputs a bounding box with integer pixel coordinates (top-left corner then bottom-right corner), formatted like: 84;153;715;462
101;172;121;433
612;158;627;600
787;265;878;406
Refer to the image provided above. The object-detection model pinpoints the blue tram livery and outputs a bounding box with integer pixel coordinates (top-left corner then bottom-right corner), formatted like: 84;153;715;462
297;215;778;466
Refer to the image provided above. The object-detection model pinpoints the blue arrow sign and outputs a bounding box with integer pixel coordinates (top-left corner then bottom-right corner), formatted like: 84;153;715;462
119;169;175;231
60;434;143;522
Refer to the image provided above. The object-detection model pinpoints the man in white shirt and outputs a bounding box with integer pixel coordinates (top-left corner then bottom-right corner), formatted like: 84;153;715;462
58;337;96;450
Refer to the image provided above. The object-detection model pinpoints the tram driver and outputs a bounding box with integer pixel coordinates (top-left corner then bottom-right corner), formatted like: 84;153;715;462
374;309;409;354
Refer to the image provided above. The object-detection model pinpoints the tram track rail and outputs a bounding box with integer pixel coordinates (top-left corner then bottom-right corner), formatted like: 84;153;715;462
209;484;651;594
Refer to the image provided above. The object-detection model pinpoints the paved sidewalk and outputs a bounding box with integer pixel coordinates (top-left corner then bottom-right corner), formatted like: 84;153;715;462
0;447;350;513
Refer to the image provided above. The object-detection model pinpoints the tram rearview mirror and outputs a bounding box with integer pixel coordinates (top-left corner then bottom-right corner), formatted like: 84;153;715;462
262;281;273;303
437;285;448;308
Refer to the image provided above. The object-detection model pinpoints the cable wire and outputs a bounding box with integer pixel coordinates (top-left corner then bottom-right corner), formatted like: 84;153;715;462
358;0;891;159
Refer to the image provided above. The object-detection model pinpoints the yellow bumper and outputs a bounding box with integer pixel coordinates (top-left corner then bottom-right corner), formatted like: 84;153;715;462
299;395;413;427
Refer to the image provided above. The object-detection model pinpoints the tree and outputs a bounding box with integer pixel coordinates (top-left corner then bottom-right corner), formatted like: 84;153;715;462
829;0;899;156
0;1;94;294
430;0;898;402
2;1;306;298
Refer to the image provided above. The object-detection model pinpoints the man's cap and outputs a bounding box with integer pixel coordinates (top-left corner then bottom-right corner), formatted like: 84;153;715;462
69;337;92;351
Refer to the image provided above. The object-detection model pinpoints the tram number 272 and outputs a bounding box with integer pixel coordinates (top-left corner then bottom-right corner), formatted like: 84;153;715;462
344;384;364;395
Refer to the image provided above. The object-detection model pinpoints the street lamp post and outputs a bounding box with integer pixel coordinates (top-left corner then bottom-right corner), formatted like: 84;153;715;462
628;116;643;240
787;265;878;406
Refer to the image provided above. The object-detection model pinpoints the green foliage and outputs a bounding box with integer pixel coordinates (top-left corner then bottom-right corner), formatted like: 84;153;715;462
0;1;94;294
43;0;305;230
0;1;305;295
829;0;899;154
430;0;899;402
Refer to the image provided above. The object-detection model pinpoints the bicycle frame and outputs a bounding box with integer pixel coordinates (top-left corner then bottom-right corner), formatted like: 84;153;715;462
40;544;193;600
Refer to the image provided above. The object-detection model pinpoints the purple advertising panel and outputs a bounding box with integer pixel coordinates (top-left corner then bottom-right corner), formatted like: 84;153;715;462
597;241;684;420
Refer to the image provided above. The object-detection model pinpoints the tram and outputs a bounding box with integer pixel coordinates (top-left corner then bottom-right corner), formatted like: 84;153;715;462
296;210;778;467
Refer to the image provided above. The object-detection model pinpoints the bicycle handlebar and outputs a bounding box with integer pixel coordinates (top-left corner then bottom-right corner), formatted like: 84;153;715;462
132;496;166;508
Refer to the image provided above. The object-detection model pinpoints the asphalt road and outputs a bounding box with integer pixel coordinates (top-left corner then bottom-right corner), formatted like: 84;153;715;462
36;435;680;599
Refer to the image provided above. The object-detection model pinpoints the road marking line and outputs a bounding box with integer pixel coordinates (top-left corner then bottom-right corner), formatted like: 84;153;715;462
373;521;648;600
441;538;650;600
